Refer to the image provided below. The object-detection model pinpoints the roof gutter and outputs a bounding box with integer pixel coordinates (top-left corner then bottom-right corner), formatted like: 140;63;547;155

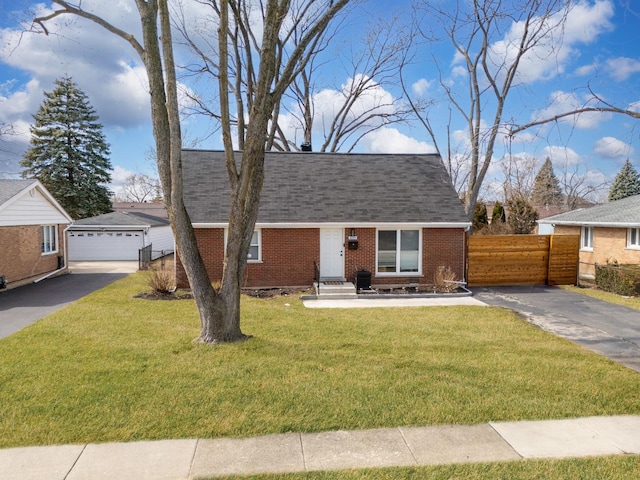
538;220;640;228
192;222;472;229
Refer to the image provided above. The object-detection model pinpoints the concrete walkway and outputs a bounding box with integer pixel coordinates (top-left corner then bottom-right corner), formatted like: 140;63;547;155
1;415;639;479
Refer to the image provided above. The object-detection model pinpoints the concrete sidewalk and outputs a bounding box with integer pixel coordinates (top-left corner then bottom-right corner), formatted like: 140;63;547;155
1;415;639;479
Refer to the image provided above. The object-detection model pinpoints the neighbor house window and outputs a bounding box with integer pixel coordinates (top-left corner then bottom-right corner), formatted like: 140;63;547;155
377;229;420;274
41;225;58;254
628;227;640;249
581;226;593;250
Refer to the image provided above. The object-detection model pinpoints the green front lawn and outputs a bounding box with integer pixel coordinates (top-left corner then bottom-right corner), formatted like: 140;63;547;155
1;272;639;449
560;284;640;310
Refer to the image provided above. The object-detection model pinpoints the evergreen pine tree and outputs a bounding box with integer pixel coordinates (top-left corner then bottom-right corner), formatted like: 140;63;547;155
507;198;539;234
491;200;506;224
608;159;640;201
21;77;113;219
530;157;563;207
472;202;489;232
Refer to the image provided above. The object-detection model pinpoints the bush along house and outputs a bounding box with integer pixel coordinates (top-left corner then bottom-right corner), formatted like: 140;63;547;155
176;150;471;292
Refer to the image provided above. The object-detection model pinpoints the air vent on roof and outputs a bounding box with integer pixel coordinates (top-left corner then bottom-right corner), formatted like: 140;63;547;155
300;142;312;152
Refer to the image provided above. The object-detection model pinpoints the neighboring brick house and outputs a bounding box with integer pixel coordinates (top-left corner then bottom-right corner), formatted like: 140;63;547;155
538;194;640;283
0;179;73;290
176;150;470;289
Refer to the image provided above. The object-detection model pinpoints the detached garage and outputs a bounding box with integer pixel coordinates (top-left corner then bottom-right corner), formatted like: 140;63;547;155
68;212;174;261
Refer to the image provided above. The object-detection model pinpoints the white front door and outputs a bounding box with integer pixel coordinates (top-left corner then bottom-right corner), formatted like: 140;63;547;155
320;228;344;279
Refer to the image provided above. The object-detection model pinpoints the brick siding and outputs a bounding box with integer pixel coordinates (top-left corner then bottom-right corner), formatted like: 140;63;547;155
176;227;467;289
554;225;640;281
0;224;66;289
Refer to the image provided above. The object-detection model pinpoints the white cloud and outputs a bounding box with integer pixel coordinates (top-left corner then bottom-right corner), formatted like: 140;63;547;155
605;57;640;81
359;127;436;154
412;78;431;97
543;145;582;166
0;1;150;128
594;136;634;159
487;0;614;84
111;165;135;185
533;90;611;129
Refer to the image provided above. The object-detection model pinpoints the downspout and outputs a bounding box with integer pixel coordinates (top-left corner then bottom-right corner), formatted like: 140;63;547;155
34;224;71;283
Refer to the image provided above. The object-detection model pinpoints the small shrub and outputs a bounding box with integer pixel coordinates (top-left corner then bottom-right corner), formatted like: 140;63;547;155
434;266;459;293
595;263;640;297
147;268;175;294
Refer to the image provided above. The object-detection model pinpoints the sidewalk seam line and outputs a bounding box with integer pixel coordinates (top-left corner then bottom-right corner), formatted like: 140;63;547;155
63;443;87;480
298;433;307;471
187;438;200;480
397;427;419;465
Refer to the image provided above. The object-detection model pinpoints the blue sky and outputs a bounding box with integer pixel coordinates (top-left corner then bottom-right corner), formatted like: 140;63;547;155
0;0;639;202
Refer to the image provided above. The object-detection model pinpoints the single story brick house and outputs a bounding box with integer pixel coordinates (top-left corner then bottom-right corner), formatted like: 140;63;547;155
0;179;73;290
538;194;640;283
176;150;470;289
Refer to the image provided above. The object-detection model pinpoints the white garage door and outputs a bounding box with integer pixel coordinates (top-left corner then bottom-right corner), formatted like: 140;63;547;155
68;230;145;261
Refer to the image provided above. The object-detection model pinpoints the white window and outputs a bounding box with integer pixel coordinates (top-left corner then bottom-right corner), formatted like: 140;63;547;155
628;227;640;249
377;229;421;275
581;226;593;250
41;225;58;255
224;229;262;262
247;230;261;262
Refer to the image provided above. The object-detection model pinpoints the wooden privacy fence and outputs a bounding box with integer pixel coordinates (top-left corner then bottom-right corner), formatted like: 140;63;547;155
467;234;580;287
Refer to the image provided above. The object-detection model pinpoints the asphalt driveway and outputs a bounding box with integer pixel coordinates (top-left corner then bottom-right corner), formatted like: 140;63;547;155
0;262;137;340
474;285;640;373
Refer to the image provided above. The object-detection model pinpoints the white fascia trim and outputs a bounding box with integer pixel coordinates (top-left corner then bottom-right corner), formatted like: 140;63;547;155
69;225;150;231
538;220;640;228
193;222;472;229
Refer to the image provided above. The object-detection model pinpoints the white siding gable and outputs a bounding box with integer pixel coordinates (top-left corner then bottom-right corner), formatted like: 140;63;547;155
148;225;175;252
0;185;72;226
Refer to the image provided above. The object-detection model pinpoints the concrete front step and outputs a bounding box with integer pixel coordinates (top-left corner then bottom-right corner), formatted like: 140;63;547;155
315;281;357;298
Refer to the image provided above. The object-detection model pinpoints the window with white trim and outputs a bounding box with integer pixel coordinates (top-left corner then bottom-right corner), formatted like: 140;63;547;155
41;225;58;254
581;226;593;250
377;229;420;274
628;227;640;249
247;230;261;261
225;229;262;262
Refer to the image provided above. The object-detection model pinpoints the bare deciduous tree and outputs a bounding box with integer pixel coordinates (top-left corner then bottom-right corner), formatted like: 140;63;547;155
406;0;573;217
35;0;350;344
116;173;162;203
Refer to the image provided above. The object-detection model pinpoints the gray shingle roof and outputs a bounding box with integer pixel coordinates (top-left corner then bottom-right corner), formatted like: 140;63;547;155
182;150;469;225
0;179;37;206
538;194;640;227
72;211;169;228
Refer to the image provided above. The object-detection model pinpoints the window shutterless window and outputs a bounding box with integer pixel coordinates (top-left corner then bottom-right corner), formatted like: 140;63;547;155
628;227;640;248
377;229;420;274
41;225;58;254
248;230;261;261
581;226;593;250
225;229;262;262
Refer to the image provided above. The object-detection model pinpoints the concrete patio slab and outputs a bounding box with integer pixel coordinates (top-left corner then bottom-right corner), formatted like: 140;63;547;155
490;418;625;459
0;444;85;480
68;261;139;274
303;297;488;308
400;424;521;465
65;439;197;480
190;434;304;478
301;428;417;472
